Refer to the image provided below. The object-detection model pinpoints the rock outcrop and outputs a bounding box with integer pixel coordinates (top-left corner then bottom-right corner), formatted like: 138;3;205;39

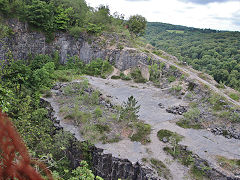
0;19;149;71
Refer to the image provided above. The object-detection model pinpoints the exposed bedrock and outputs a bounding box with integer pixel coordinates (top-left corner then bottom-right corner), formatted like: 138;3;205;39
0;19;149;71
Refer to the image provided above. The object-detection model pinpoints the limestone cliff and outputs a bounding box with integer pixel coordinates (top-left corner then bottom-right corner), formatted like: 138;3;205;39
0;19;149;71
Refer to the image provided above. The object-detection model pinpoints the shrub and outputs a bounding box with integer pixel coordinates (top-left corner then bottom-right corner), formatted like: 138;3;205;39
94;107;103;118
120;73;131;81
111;75;120;79
130;122;151;144
131;68;147;83
229;93;239;101
120;96;140;123
230;112;240;123
157;129;183;143
85;23;103;34
167;76;176;83
84;59;113;77
94;124;110;133
69;26;83;38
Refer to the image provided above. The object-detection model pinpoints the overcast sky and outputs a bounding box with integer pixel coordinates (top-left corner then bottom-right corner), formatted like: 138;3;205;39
85;0;240;31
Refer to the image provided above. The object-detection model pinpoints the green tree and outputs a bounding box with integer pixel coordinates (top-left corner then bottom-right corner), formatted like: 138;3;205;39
127;14;147;36
26;0;52;30
120;96;140;123
54;5;73;30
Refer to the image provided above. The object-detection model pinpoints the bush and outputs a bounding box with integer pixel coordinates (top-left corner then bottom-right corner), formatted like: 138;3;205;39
131;68;147;83
94;107;103;118
229;93;239;101
84;59;113;77
111;75;120;79
94;124;110;133
127;14;147;36
53;70;73;82
157;129;183;143
167;76;176;83
130;122;151;144
69;26;83;38
120;73;131;81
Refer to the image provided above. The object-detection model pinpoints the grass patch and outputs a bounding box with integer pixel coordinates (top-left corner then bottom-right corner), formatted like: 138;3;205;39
111;75;120;79
130;122;151;144
131;68;147;83
53;70;74;82
208;93;227;111
94;124;111;133
176;108;202;129
120;72;131;81
217;156;240;174
94;107;103;118
176;120;202;129
166;30;184;34
190;165;209;180
41;88;52;98
157;129;183;143
229;93;240;101
163;146;194;167
150;158;172;180
167;75;176;83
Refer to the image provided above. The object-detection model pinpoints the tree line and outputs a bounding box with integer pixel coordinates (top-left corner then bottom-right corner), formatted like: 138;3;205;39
145;22;240;91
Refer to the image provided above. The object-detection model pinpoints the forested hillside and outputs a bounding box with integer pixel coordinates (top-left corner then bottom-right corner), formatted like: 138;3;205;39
145;22;240;91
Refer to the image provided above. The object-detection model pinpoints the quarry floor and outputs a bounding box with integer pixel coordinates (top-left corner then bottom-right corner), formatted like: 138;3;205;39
46;76;240;180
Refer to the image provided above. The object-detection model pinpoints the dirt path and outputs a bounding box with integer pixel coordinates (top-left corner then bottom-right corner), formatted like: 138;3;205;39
151;54;240;107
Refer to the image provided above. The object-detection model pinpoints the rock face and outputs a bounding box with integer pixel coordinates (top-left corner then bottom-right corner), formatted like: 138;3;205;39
0;19;149;71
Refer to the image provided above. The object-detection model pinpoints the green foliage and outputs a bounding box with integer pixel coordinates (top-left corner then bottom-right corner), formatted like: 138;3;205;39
85;23;103;34
157;129;183;143
54;5;73;30
208;94;227;111
69;161;103;180
149;63;165;82
53;70;73;82
26;0;52;30
0;22;14;38
131;68;147;83
150;158;172;180
176;108;202;129
119;96;140;123
229;93;239;101
127;14;147;36
69;26;83;38
145;22;240;91
94;106;103;118
84;59;113;77
120;73;131;81
167;75;176;83
111;75;120;79
130;122;151;144
0;53;106;179
33;62;55;90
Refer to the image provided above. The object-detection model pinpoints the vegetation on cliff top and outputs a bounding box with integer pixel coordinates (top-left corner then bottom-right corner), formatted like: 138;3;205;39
0;0;146;40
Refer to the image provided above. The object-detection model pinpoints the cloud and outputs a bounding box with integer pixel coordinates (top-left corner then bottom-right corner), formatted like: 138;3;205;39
179;0;237;4
232;11;240;26
85;0;240;31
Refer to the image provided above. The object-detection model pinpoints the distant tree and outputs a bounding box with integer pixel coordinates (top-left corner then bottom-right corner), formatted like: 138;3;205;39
127;14;147;36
